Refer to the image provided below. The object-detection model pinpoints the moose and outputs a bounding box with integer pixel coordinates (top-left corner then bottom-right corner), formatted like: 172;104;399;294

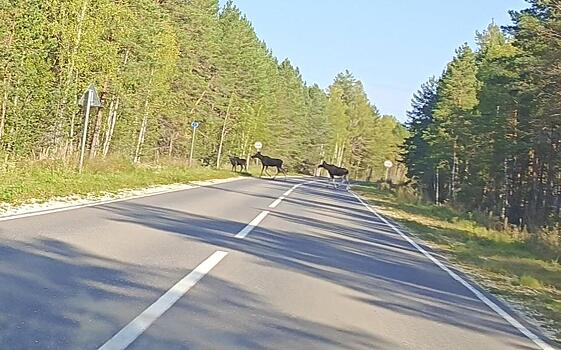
318;161;350;189
251;152;287;179
229;155;247;173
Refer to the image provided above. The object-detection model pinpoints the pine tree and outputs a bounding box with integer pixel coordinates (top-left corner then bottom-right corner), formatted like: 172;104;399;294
474;22;518;218
403;77;438;199
430;44;480;203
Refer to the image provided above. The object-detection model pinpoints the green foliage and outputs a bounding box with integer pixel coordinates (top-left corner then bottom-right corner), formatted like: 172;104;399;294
0;0;404;179
355;184;561;341
401;14;561;339
403;77;438;198
519;275;543;289
403;5;561;255
0;158;234;205
323;71;406;181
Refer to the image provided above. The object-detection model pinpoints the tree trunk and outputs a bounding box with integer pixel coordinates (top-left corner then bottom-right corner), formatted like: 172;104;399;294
10;94;19;147
216;94;234;169
354;158;362;180
89;108;104;159
1;27;13;141
60;71;79;160
133;67;155;163
65;110;77;159
56;0;89;155
337;145;345;167
239;130;246;156
451;141;457;202
1;28;14;144
435;168;440;205
102;98;119;158
0;88;7;140
134;99;150;164
101;98;115;157
502;157;509;229
168;133;175;157
101;50;129;159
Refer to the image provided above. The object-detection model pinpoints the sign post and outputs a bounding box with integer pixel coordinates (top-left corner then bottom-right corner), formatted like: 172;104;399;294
77;84;102;173
384;160;393;182
189;121;199;167
253;141;262;167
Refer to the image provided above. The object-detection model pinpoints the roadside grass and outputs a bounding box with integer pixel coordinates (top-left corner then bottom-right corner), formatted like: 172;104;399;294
353;184;561;342
0;157;247;207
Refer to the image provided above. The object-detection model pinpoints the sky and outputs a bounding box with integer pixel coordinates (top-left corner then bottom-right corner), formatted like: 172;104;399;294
223;0;528;122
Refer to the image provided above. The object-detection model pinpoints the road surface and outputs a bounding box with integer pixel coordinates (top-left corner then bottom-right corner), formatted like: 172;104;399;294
0;177;556;350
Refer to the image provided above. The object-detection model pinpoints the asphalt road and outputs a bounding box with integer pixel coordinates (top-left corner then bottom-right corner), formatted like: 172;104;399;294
0;177;556;350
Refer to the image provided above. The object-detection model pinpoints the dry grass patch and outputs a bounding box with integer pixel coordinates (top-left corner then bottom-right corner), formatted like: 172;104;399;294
355;184;561;343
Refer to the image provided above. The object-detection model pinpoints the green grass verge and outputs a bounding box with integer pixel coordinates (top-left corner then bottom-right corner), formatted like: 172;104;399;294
354;184;561;342
0;158;246;206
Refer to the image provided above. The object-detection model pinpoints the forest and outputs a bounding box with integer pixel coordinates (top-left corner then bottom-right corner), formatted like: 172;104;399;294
3;0;561;339
403;0;561;246
0;0;406;181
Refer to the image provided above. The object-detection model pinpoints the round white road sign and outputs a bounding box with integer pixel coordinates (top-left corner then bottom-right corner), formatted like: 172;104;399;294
254;141;262;150
384;160;393;168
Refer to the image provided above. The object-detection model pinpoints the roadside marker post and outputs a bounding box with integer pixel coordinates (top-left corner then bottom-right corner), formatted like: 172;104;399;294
253;141;262;167
188;121;199;167
384;160;393;182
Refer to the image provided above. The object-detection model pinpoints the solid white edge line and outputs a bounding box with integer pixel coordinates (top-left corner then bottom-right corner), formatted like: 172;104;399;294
97;250;228;350
235;210;270;239
0;177;247;223
350;191;556;350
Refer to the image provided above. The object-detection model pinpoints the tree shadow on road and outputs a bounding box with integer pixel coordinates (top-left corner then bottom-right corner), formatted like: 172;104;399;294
0;233;388;350
128;273;391;350
97;182;548;350
0;237;168;349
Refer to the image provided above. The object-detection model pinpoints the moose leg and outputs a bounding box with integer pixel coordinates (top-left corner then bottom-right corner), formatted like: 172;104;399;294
260;165;265;177
331;176;337;189
264;166;273;177
275;166;285;179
